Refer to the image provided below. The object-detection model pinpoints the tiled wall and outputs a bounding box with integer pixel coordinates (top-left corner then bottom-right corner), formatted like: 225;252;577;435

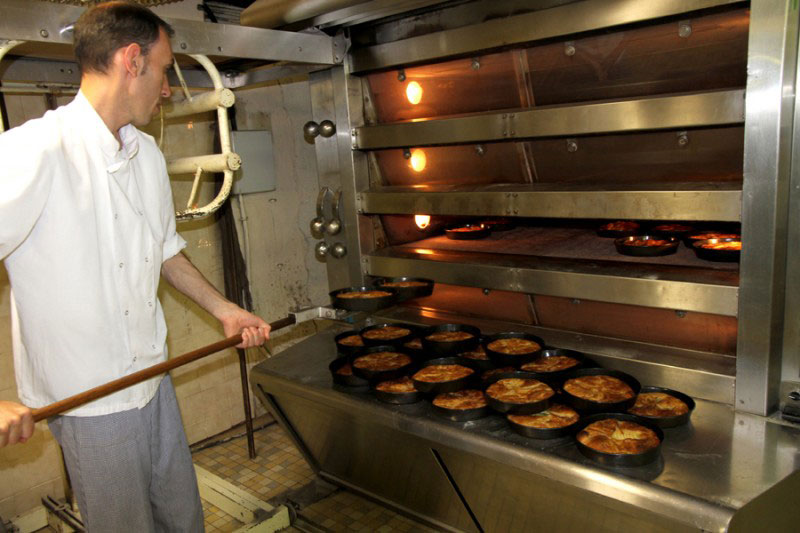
0;76;328;520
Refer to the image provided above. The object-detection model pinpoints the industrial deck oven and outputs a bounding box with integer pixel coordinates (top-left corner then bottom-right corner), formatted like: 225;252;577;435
250;0;800;531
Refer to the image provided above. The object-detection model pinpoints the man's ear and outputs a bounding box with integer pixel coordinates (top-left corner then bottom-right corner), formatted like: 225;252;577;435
120;42;143;76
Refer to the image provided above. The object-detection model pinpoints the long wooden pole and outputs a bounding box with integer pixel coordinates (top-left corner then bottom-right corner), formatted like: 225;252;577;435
31;315;296;422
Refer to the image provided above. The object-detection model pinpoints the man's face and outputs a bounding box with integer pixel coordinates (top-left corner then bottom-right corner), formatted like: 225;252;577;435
129;28;172;126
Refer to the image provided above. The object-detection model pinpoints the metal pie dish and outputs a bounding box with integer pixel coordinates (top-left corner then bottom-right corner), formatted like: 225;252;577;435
359;322;419;347
483;332;546;367
457;339;494;371
574;412;664;467
480;218;516;232
333;330;365;357
596;222;641;238
421;324;481;356
372;379;425;405
330;286;398;312
328;357;370;388
431;390;491;422
374;277;434;301
445;224;490;240
628;386;696;428
349;345;415;383
506;405;582;440
519;348;589;385
614;235;679;257
411;357;477;394
483;376;555;415
561;368;641;414
684;231;740;248
691;238;741;262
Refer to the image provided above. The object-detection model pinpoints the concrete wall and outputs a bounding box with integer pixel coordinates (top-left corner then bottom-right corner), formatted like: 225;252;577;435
0;75;328;521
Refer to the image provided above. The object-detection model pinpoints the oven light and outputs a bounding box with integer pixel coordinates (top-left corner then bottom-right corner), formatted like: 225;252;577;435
415;215;431;229
409;148;427;172
406;81;423;105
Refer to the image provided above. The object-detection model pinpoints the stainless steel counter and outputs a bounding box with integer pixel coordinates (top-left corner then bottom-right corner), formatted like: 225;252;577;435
251;321;800;532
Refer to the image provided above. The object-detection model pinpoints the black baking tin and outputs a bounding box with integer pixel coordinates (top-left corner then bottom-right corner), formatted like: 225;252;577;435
691;238;741;262
629;386;696;428
484;376;555;415
483;332;546;367
421;324;481;357
359;323;418;347
333;330;365;357
372;379;425;405
375;277;435;301
330;286;398;312
411;357;477;394
519;348;588;385
328;358;370;388
574;412;664;467
350;345;414;383
614;235;679;257
431;390;491;421
562;368;641;413
506;405;582;439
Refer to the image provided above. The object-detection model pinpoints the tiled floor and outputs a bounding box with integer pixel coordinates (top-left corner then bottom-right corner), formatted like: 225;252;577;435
192;418;438;532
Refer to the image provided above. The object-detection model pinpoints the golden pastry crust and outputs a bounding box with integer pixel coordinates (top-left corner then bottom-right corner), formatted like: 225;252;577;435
404;338;422;350
653;224;692;232
698;241;741;250
577;419;660;454
449;226;484;233
433;390;486;410
564;375;635;403
521;355;579;373
601;221;639;231
337;334;363;347
334;363;353;376
628;392;689;418
362;326;411;340
426;330;474;342
353;352;411;371
508;404;579;429
688;232;739;241
460;345;488;360
413;364;473;383
338;290;392;299
380;280;429;288
486;338;541;355
486;378;554;404
375;376;416;393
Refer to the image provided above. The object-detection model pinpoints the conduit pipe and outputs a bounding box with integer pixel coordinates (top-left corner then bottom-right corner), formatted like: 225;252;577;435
0;40;23;133
241;0;371;28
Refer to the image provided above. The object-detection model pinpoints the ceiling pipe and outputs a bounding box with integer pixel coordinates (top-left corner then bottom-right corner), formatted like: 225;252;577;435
240;0;372;29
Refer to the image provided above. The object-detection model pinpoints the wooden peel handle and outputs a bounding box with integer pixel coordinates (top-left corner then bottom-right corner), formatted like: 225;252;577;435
31;315;296;422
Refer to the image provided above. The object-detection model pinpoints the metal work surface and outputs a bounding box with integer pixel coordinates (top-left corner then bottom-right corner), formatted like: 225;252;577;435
252;326;800;532
359;183;742;222
354;90;744;149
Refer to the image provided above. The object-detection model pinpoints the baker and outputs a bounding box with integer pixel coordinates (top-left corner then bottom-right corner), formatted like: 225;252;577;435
0;2;269;530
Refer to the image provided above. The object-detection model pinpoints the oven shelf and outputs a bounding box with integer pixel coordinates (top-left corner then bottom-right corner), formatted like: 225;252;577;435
366;227;739;316
359;182;741;221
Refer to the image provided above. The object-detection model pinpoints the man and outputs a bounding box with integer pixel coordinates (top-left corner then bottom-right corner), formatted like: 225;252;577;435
0;2;270;530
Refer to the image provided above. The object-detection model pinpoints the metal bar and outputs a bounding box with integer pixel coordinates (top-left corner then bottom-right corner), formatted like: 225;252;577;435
167;153;241;174
365;253;739;316
359;186;742;222
349;0;744;72
736;0;799;415
354;90;744;149
0;0;336;64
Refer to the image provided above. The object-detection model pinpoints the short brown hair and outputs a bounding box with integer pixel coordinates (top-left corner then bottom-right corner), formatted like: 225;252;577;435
73;1;174;75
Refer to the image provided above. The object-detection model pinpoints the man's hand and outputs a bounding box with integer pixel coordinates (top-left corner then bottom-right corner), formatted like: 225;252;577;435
0;401;34;448
218;303;271;348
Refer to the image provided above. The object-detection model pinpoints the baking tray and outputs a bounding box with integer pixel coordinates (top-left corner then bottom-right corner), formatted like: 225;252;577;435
411;357;477;394
421;324;481;357
328;357;370;388
431;390;491;421
359;323;418;347
483;332;546;367
333;330;365;357
350;345;415;383
330;286;398;312
561;368;641;413
628;386;696;428
484;376;555;415
506;404;582;439
614;235;679;257
691;238;741;263
374;277;434;300
574;412;664;467
372;377;425;405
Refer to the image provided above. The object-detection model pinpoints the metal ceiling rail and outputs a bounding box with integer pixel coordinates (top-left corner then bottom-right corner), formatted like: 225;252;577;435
0;0;337;64
348;0;745;73
358;185;743;221
353;90;745;150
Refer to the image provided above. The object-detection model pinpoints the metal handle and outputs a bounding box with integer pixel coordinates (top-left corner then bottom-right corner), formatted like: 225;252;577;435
326;189;342;235
310;186;331;237
303;119;336;140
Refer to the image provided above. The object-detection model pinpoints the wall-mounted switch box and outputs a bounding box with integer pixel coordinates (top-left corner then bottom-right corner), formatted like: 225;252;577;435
231;130;276;194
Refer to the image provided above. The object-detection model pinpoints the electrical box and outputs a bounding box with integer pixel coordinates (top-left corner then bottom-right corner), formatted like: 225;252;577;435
231;130;276;194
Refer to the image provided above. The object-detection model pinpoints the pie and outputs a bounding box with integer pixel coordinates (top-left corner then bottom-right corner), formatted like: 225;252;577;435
426;331;474;342
601;221;639;231
486;338;540;355
404;338;422;350
362;326;411;340
380;280;429;288
337;334;363;347
628;392;689;418
352;351;412;371
334;363;354;376
375;376;416;394
485;378;554;404
508;404;579;429
577;419;660;454
413;364;473;383
624;238;671;247
652;224;692;232
697;241;741;251
448;226;484;232
460;345;489;360
521;355;579;373
481;367;515;381
563;375;635;403
688;232;739;241
338;290;392;299
433;389;487;410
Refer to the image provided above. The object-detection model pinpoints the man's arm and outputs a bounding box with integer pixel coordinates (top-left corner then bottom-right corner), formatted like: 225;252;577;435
161;252;270;348
0;401;34;448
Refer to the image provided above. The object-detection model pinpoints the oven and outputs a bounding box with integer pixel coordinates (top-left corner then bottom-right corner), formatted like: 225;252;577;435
249;1;800;530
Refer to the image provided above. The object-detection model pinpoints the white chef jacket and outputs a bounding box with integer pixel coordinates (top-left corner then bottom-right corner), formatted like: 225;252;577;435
0;91;186;416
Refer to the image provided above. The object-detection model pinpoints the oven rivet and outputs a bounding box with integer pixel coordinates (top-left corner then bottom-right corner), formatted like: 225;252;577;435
475;144;486;156
571;298;581;305
483;288;490;295
566;139;578;152
510;130;515;135
397;69;406;82
564;41;576;56
471;57;481;70
675;310;687;318
513;209;518;214
180;42;187;50
502;131;507;136
678;20;692;38
677;131;689;147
